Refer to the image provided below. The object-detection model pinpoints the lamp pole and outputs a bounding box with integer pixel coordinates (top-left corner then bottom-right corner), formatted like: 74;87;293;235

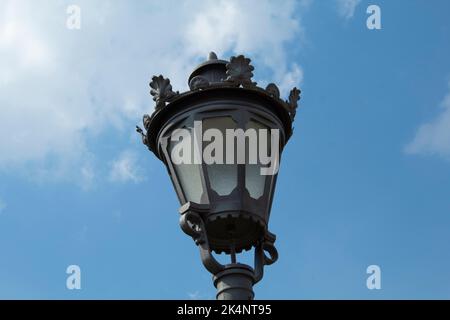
137;52;300;300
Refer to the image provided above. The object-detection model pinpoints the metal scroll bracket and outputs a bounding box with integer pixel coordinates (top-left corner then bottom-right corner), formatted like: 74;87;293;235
179;201;279;298
179;202;225;275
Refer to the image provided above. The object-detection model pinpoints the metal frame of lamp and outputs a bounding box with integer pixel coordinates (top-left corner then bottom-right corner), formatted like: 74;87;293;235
137;52;300;300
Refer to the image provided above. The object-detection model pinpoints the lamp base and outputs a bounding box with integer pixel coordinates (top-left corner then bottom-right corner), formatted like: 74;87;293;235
213;264;255;300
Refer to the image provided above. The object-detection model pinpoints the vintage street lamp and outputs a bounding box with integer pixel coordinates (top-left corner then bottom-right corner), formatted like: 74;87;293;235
137;52;300;300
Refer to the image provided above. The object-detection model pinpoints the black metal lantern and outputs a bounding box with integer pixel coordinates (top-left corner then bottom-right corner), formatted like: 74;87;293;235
138;52;300;300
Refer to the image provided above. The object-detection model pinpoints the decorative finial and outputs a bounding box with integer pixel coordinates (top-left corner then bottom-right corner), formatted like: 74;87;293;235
136;125;148;146
189;76;210;91
287;87;301;121
225;55;257;88
265;83;280;99
208;52;218;60
149;75;179;110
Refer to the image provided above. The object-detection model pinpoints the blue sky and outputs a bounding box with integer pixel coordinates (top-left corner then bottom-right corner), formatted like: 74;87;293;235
1;0;450;299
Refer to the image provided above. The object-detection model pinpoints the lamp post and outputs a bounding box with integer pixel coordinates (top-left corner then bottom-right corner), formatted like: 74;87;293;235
137;52;300;300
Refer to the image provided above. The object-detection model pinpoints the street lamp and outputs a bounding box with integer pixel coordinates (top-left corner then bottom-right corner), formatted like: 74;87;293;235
137;52;300;300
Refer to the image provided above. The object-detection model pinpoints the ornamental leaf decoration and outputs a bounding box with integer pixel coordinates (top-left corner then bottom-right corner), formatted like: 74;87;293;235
225;55;257;88
136;125;148;146
265;83;280;99
143;114;151;131
149;75;178;109
137;114;151;146
287;87;301;121
189;75;210;91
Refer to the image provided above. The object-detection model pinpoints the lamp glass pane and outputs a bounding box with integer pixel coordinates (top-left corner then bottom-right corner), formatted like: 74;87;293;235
168;134;205;204
202;117;238;196
245;120;270;199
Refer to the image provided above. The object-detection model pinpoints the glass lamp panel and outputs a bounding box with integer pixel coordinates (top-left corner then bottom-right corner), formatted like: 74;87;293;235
202;117;238;196
168;132;206;204
245;120;271;199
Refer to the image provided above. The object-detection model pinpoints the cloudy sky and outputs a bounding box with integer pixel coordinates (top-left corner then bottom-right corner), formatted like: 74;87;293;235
1;0;450;299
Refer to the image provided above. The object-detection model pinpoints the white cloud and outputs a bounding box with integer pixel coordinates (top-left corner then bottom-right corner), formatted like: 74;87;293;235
279;63;304;97
336;0;361;19
184;0;304;93
109;150;144;183
0;0;304;184
0;0;301;185
188;291;201;300
80;161;95;190
187;290;211;300
405;83;450;159
0;198;6;214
